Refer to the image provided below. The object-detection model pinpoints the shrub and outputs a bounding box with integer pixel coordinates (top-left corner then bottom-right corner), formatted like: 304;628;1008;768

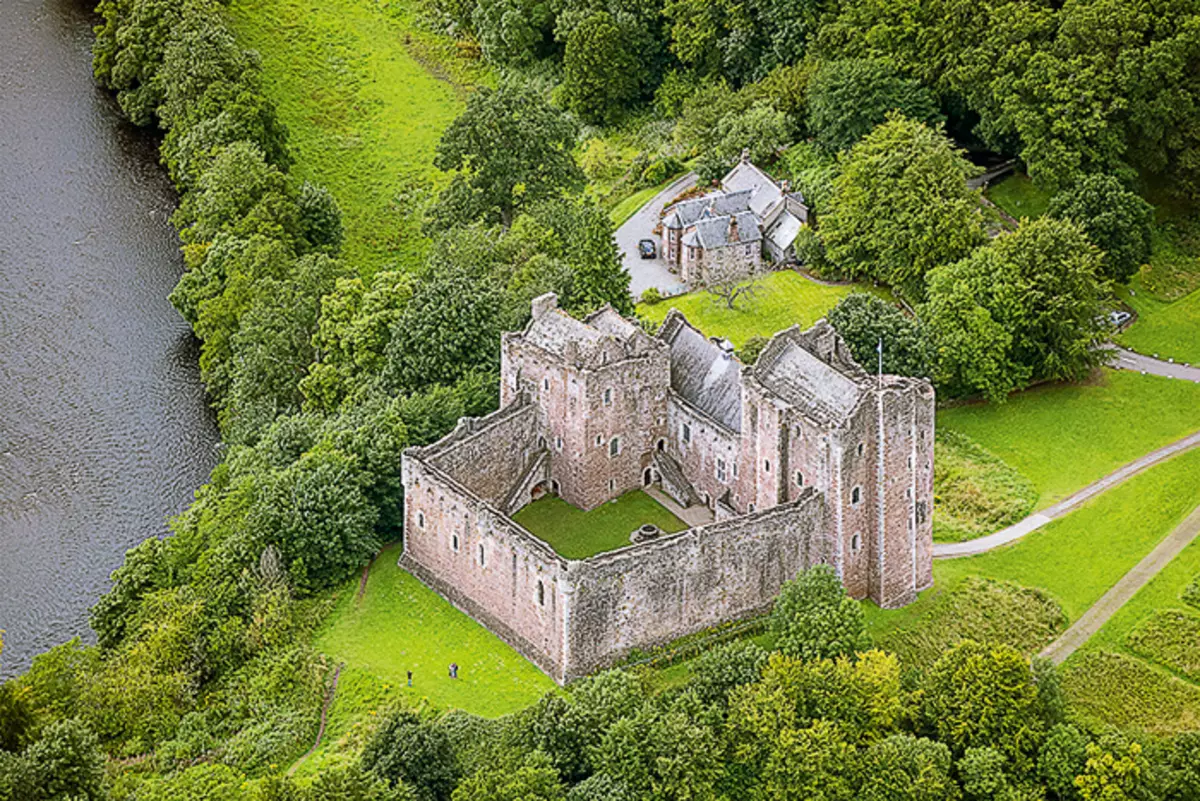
640;287;663;305
770;565;870;661
361;710;460;801
1062;651;1200;735
933;430;1037;543
688;640;769;707
1183;575;1200;610
737;335;768;365
1127;609;1200;681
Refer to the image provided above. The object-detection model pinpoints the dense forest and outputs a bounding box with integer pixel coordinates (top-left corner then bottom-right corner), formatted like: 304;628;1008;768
1;0;1199;798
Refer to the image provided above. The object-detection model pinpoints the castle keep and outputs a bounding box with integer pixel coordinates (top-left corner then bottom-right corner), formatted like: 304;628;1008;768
400;294;934;683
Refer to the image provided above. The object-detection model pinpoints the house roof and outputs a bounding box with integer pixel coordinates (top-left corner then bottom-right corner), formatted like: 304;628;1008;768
692;211;762;249
722;160;783;219
765;211;803;251
663;190;753;229
657;310;743;433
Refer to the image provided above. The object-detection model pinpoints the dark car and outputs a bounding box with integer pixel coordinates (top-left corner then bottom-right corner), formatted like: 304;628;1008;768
638;239;657;259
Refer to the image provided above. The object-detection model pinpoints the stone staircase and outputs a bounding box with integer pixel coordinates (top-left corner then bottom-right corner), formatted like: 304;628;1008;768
652;451;702;508
502;448;550;515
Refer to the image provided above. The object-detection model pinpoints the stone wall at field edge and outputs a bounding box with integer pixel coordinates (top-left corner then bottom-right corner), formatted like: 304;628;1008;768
563;489;831;678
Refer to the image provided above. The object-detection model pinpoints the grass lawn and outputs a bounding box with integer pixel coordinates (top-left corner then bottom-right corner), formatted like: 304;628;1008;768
637;270;891;348
315;544;555;720
227;0;490;274
986;172;1053;219
609;173;688;227
512;491;688;560
864;446;1200;664
936;370;1200;510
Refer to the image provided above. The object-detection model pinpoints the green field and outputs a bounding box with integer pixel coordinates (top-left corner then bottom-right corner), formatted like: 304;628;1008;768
865;447;1200;663
1119;282;1200;366
937;370;1200;510
227;0;489;273
513;491;688;559
986;173;1053;220
637;270;890;347
316;545;554;720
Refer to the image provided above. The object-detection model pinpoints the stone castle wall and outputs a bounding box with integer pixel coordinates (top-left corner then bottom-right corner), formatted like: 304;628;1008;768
665;393;740;510
422;401;544;508
563;489;831;679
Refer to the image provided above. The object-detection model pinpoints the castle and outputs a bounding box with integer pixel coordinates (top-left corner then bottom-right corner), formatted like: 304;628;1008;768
400;294;934;683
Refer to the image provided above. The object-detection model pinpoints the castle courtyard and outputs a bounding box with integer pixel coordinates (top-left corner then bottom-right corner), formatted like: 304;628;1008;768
511;490;690;560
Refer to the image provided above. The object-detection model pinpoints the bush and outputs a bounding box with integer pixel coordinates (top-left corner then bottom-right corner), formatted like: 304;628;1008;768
770;565;870;661
1183;575;1200;610
640;287;662;305
1127;610;1200;681
737;335;768;365
688;640;769;707
932;430;1037;543
362;710;460;801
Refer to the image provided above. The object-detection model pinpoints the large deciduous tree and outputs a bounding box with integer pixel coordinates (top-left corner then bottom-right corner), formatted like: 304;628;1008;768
827;293;932;378
770;565;870;661
431;86;583;230
1047;174;1154;283
807;58;942;152
820;114;985;299
562;12;640;125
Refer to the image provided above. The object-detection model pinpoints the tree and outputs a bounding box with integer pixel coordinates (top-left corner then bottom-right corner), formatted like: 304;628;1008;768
1047;174;1153;283
959;747;1008;801
563;12;640;125
509;693;594;782
1038;724;1088;801
1075;738;1149;801
22;719;106;801
770;565;870;661
820;114;985;299
714;103;792;166
362;712;459;801
0;680;35;754
827;293;932;378
248;447;379;593
451;753;566;801
688;640;769;707
299;181;345;253
854;736;960;801
923;217;1110;401
762;719;855;800
807;58;942;152
432;86;583;229
919;641;1046;766
89;536;166;650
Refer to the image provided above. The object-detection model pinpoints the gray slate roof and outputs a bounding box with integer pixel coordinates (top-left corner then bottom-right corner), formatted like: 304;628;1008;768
692;211;762;249
657;311;743;432
752;326;868;423
663;190;753;229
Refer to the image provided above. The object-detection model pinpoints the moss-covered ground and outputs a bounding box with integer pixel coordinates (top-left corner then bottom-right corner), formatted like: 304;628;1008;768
227;0;491;274
636;270;891;348
513;491;688;560
315;544;554;721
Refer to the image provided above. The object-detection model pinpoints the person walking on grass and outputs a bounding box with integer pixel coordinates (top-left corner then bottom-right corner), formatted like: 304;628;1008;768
449;662;458;679
407;670;412;687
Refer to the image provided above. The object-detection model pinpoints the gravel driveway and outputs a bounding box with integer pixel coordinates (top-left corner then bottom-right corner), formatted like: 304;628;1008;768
614;172;697;300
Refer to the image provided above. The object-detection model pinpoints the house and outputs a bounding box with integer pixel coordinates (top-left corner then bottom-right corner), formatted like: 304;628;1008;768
660;151;811;284
399;293;934;683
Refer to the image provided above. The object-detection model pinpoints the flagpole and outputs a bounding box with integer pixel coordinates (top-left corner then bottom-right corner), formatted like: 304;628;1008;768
877;336;883;389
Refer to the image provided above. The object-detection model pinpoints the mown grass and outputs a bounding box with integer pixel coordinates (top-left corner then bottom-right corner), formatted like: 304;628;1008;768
608;174;687;227
316;545;555;720
227;0;490;274
1119;281;1200;366
637;271;891;347
937;370;1200;510
933;429;1037;542
986;173;1053;219
865;447;1200;664
513;491;688;560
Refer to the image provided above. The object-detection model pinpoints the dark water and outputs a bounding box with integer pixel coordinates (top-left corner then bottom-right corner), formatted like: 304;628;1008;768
0;0;219;677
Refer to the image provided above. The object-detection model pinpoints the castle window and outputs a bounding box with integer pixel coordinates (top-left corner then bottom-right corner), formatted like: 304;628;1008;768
906;488;912;499
857;442;864;457
451;534;459;552
609;437;621;457
538;436;547;449
851;533;862;552
851;486;862;505
716;458;727;482
682;422;691;444
764;459;771;473
908;456;913;469
795;471;803;487
478;544;486;567
555;436;563;451
733;463;738;478
748;503;756;512
794;426;802;439
596;435;603;446
417;511;425;529
604;388;613;406
608;478;616;492
537;580;545;607
543;378;549;391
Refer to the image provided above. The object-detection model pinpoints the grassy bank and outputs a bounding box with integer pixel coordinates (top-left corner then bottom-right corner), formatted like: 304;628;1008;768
937;370;1200;510
637;270;890;347
227;0;490;273
316;544;554;720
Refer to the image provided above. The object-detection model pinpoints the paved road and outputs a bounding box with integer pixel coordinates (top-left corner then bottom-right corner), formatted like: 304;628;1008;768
936;429;1200;559
1040;503;1200;664
1110;346;1200;382
615;172;697;299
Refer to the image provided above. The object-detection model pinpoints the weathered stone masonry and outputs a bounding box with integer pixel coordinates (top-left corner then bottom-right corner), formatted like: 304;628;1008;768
401;294;935;683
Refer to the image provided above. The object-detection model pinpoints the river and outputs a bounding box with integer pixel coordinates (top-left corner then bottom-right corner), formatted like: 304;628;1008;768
0;0;219;677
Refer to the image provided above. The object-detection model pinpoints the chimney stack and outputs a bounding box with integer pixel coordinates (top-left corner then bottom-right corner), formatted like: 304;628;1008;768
740;147;750;164
728;215;739;242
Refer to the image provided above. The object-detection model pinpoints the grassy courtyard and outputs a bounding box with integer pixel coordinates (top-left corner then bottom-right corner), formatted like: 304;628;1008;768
637;270;890;347
315;544;554;720
227;0;490;273
513;491;689;559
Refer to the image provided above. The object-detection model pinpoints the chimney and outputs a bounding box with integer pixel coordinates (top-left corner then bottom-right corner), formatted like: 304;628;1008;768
728;215;739;242
740;147;750;164
531;292;558;320
780;179;790;193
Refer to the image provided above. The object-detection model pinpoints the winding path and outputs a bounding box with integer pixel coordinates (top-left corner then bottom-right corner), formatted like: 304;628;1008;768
1039;504;1200;664
936;348;1200;559
615;172;697;299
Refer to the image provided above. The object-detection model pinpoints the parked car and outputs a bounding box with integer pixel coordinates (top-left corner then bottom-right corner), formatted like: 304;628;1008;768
1110;310;1132;328
638;239;657;259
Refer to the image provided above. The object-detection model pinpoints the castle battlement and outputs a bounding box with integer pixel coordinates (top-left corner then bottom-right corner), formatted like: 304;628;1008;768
401;293;934;682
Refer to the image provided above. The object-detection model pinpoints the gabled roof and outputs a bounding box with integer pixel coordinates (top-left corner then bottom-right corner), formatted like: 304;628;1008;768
765;211;803;251
663;190;753;229
722;160;783;219
657;310;743;433
751;321;872;424
692;211;762;249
